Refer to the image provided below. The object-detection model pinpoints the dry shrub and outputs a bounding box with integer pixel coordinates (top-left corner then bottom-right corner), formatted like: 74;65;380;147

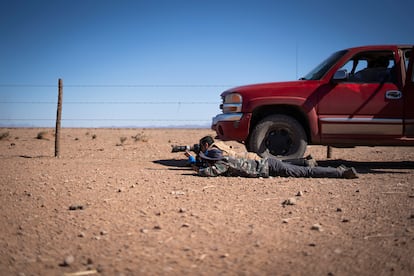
131;131;148;142
116;136;127;146
36;131;54;140
0;131;10;140
85;132;97;139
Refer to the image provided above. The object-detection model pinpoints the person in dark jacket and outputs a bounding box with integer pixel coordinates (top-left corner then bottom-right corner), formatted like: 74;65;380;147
185;135;318;168
191;148;358;179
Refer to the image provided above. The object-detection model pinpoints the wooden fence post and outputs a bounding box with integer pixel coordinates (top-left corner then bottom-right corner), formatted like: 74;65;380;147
55;78;63;157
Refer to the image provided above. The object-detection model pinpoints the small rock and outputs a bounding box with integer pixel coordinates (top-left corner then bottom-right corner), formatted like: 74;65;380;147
336;208;342;212
179;207;187;213
282;198;296;206
220;253;229;258
342;218;350;223
100;230;108;235
62;255;74;266
296;191;303;197
311;223;323;231
181;223;190;228
86;258;93;265
140;228;149;234
69;205;84;211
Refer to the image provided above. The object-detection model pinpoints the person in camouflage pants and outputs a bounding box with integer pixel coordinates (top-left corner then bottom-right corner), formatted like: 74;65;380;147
185;135;318;168
193;148;358;179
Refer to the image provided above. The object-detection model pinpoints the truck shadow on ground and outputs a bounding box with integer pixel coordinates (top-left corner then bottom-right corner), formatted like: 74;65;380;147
317;159;414;174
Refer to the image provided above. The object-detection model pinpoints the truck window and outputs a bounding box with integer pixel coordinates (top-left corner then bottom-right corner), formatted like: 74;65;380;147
340;60;367;74
302;50;348;80
341;51;396;83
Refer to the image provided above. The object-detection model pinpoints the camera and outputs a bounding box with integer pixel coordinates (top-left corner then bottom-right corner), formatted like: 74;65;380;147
171;144;201;154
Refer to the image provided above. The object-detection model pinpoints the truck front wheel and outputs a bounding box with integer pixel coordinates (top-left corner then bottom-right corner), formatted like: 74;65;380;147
248;114;307;159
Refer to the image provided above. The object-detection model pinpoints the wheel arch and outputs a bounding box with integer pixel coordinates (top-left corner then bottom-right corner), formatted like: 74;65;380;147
247;105;311;145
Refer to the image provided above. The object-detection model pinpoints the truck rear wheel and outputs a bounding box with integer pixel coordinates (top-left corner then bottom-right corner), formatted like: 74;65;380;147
248;114;307;159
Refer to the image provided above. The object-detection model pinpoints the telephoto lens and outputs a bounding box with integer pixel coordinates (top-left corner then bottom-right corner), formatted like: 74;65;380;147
171;145;191;152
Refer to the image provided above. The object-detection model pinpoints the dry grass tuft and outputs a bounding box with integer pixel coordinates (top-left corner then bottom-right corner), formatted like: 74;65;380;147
36;131;54;140
131;131;149;142
116;136;127;146
0;131;10;140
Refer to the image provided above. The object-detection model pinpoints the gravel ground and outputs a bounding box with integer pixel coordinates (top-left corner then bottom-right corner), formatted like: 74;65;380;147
0;128;413;276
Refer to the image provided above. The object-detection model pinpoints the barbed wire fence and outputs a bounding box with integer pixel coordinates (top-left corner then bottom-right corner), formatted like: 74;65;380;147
0;78;230;157
0;83;227;124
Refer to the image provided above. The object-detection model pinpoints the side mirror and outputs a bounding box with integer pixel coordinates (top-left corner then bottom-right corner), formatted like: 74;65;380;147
333;69;348;81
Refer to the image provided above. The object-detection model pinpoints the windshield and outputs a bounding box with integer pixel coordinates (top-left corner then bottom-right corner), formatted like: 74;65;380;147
301;50;348;80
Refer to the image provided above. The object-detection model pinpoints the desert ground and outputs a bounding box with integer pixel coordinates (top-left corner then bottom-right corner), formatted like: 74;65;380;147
0;128;413;276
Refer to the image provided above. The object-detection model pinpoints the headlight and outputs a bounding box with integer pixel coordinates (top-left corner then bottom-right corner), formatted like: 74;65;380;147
224;93;242;104
222;93;242;113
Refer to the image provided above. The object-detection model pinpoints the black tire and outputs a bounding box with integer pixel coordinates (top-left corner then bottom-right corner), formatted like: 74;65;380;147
248;114;307;159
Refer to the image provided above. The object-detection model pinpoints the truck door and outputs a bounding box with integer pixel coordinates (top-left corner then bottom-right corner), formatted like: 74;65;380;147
317;49;404;143
404;47;414;137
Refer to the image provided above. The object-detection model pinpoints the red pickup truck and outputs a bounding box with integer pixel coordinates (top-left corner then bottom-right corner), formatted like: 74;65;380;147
212;45;414;159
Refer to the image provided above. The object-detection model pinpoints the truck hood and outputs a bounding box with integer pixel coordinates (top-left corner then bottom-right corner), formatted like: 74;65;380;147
221;80;321;97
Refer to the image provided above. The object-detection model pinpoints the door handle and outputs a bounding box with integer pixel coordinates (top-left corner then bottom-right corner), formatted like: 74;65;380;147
385;90;402;100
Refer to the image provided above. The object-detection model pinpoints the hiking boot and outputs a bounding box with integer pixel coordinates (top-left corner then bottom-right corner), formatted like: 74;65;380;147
342;167;358;179
304;155;318;167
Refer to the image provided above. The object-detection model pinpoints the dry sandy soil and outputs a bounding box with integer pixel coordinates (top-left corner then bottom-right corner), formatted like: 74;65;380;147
0;128;413;276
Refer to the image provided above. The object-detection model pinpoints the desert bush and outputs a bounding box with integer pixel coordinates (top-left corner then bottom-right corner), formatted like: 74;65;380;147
131;131;148;142
36;131;53;140
116;136;127;146
0;131;10;140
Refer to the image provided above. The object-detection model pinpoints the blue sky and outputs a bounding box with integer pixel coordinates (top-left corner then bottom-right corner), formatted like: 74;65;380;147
0;0;412;127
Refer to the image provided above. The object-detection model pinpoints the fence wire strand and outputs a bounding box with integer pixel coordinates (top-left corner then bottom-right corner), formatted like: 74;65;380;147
0;83;224;125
